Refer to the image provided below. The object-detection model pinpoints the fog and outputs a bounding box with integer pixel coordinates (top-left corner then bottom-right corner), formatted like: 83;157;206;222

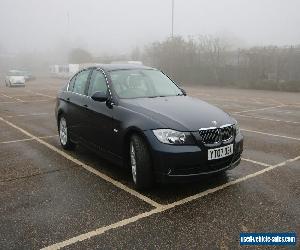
1;0;300;92
1;0;300;55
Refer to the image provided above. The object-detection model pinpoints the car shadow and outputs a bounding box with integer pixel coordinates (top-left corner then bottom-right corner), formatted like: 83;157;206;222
71;144;233;205
47;137;242;205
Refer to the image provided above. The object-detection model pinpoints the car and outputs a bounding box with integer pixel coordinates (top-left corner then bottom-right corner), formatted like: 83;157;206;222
5;70;26;87
20;70;35;81
55;64;243;189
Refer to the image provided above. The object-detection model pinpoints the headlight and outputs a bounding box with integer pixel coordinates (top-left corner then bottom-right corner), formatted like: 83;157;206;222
234;122;241;135
153;129;194;145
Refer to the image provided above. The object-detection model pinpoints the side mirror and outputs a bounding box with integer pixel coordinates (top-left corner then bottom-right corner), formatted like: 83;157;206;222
91;91;107;102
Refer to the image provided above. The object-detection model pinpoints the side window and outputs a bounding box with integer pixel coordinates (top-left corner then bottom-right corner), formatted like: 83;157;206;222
68;75;76;91
88;70;108;96
73;70;90;95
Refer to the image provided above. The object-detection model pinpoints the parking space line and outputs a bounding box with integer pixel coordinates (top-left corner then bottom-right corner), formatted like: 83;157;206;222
5;112;50;118
193;95;257;105
0;93;25;102
234;105;285;114
236;114;300;125
0;99;53;104
5;94;33;97
34;93;56;99
241;128;300;141
191;93;285;106
241;158;271;167
0;135;58;144
0;116;161;208
0;93;13;98
0;138;33;144
41;155;300;250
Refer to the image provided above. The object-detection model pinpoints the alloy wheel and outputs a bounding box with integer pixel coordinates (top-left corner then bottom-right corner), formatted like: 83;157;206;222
130;142;137;184
59;117;68;146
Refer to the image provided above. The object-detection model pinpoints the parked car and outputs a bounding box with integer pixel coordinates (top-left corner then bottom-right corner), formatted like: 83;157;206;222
20;70;35;81
55;64;243;189
5;70;26;87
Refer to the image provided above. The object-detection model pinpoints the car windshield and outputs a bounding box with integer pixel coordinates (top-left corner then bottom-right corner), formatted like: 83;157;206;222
109;69;183;99
8;70;24;76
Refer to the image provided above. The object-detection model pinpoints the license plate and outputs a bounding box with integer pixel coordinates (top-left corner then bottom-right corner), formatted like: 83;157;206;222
208;144;233;160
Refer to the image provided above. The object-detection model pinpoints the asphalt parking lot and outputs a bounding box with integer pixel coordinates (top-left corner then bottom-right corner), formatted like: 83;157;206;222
0;77;299;249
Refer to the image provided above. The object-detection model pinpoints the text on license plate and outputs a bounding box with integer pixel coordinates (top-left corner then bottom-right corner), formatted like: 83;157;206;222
208;144;233;160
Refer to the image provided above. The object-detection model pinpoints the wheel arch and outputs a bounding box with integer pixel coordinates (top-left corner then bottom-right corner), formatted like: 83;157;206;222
122;127;153;168
56;109;64;128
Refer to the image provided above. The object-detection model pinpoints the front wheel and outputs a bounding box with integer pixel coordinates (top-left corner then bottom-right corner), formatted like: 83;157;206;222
59;115;75;150
130;135;154;190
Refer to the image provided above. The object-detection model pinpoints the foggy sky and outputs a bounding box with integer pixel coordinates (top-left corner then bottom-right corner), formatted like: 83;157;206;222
1;0;300;55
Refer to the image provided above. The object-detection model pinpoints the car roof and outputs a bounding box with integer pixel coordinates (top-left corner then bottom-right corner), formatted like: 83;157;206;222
88;63;156;72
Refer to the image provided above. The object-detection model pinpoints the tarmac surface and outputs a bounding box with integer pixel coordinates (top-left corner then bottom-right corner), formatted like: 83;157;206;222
0;77;299;249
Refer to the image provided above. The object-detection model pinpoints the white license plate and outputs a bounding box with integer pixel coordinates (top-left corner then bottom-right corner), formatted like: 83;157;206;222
208;144;233;160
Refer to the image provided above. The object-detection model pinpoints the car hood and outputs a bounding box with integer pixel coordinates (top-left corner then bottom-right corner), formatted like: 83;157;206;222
121;96;234;131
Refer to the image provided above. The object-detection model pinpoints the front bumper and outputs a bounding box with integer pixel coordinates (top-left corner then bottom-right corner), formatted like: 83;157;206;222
143;130;243;182
10;82;25;87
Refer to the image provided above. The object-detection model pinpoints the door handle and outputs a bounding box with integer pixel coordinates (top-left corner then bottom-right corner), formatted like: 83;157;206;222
66;97;70;103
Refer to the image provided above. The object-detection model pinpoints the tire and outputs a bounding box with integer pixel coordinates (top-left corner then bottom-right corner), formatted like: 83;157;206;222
130;134;154;190
58;115;76;150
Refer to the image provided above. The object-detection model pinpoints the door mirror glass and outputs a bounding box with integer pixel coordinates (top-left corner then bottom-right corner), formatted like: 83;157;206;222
91;91;107;102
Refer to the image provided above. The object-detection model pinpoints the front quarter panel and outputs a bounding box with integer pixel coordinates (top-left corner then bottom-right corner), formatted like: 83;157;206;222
111;105;167;157
55;91;70;125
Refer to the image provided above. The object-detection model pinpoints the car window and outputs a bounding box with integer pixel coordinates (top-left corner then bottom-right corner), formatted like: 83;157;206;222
88;70;108;96
68;76;76;91
109;69;182;99
73;70;90;95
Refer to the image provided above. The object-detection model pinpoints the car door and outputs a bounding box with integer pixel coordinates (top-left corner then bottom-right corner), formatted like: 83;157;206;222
67;69;92;140
83;69;114;154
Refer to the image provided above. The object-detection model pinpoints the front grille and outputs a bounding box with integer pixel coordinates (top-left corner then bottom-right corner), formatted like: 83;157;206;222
221;125;234;141
199;128;221;144
199;124;234;144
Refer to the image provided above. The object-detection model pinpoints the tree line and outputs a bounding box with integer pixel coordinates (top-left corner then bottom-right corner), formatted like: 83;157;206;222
132;36;300;92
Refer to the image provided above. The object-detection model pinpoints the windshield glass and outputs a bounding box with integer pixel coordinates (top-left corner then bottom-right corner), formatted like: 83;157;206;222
8;70;24;76
109;69;183;99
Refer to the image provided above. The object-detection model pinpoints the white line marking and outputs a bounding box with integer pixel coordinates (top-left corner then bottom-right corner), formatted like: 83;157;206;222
41;155;300;250
241;128;300;141
36;93;56;99
0;138;33;144
41;208;167;250
32;92;56;99
5;112;50;118
234;105;285;114
0;93;24;102
14;97;25;102
0;116;161;208
0;135;58;144
0;99;53;104
236;114;300;125
241;158;271;167
0;93;13;98
6;95;32;97
191;93;285;106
